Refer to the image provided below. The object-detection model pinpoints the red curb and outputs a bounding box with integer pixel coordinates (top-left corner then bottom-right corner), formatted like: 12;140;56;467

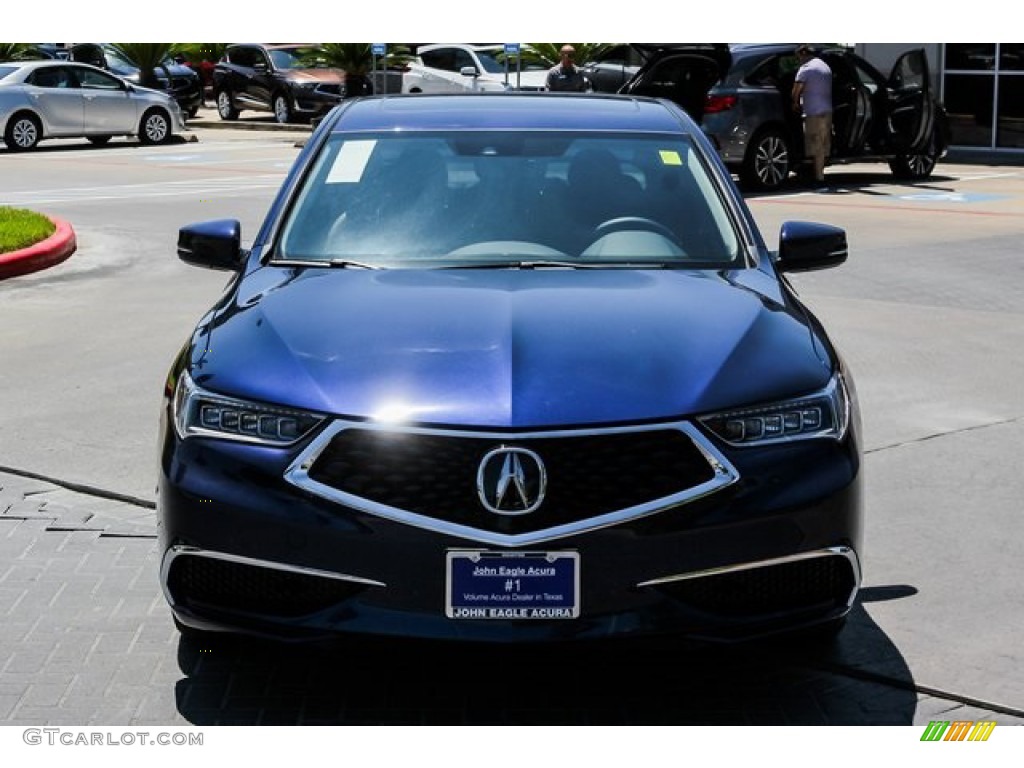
0;217;77;280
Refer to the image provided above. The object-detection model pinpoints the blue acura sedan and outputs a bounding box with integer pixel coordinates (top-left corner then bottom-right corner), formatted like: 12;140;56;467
159;92;862;645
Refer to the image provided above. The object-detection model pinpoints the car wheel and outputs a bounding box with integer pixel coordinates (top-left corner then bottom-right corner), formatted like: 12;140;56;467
741;128;791;192
273;93;293;124
216;89;239;120
139;109;172;145
88;135;112;146
3;112;41;151
187;105;200;120
889;144;939;180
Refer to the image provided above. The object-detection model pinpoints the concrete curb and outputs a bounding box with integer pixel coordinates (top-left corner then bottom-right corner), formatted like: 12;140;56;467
0;216;77;280
187;118;312;133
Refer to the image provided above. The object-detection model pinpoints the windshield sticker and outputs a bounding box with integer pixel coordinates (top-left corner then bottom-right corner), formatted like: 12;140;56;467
659;150;684;166
326;140;377;183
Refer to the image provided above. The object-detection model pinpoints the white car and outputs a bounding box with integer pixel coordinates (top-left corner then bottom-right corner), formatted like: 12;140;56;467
403;44;549;94
0;59;185;151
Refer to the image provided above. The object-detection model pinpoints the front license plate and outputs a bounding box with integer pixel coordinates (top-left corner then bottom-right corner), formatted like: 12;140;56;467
446;551;579;620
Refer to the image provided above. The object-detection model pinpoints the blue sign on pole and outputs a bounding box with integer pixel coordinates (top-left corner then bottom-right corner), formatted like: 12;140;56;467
372;43;386;56
504;43;520;55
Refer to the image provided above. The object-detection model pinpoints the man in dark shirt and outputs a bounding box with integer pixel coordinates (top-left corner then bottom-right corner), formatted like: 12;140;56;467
546;45;589;92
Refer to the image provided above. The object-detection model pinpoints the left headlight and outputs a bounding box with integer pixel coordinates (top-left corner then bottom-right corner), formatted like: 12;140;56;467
698;373;850;447
172;371;324;446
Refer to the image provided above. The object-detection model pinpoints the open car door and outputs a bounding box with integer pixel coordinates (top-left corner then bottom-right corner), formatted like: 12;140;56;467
886;49;935;153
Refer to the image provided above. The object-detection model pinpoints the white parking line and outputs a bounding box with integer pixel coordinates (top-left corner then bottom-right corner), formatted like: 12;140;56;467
3;175;285;205
951;171;1024;182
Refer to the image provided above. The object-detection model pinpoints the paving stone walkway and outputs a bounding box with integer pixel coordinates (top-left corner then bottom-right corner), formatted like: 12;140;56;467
2;470;1022;726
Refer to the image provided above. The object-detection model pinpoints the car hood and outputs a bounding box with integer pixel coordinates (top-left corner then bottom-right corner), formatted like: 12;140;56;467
193;268;832;427
286;68;345;84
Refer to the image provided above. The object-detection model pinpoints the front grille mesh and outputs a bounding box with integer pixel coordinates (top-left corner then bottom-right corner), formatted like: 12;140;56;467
167;555;366;618
656;555;856;617
307;428;717;535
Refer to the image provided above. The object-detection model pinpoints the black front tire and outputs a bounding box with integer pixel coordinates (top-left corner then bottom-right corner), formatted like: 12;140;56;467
216;89;239;120
139;109;172;145
889;146;939;180
741;128;792;192
272;93;293;124
4;112;41;151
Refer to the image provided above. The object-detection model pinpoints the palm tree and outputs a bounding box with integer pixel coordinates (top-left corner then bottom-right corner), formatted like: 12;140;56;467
523;43;615;69
109;43;182;90
175;43;229;66
308;43;412;97
0;43;45;62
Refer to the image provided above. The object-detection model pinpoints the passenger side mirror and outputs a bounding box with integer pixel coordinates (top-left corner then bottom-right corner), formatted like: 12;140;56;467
775;221;848;273
460;65;480;78
178;220;245;271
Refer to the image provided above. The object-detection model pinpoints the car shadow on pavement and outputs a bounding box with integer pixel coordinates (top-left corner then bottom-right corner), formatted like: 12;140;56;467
172;590;918;725
741;172;962;200
0;136;196;154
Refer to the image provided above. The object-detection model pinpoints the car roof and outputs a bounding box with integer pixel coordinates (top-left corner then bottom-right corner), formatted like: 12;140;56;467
1;60;104;72
329;93;695;134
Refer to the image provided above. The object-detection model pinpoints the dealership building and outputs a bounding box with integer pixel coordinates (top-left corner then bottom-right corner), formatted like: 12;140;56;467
857;43;1024;157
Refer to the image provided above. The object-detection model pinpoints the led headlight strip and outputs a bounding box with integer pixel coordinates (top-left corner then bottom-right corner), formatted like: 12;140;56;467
173;371;323;446
699;373;849;447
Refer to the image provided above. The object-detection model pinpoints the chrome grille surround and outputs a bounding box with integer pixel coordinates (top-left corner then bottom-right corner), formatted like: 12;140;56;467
285;420;740;548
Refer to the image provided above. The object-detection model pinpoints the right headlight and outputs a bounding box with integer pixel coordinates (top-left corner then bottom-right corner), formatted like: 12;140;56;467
698;373;850;447
172;371;324;447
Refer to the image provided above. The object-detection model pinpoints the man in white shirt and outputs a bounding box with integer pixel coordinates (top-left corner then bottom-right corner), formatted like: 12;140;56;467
791;45;833;189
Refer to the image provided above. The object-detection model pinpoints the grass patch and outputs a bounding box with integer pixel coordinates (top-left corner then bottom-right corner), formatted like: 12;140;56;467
0;206;56;255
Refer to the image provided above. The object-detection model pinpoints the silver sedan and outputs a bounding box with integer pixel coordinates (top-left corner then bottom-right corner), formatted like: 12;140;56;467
0;59;185;151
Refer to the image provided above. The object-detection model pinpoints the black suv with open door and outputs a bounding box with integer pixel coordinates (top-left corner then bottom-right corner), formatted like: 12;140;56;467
604;44;949;191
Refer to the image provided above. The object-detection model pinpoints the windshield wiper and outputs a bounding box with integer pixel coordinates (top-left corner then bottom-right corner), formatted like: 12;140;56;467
270;258;382;270
441;260;608;270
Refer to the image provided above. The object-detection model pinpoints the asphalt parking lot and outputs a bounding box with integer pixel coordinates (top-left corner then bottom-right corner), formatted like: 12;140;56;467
2;116;1024;728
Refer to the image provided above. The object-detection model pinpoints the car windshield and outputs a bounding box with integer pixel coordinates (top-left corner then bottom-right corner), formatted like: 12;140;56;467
477;48;548;74
271;47;324;70
0;65;18;81
276;131;744;269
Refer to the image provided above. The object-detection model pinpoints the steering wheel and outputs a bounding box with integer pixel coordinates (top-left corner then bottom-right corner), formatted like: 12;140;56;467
591;217;683;247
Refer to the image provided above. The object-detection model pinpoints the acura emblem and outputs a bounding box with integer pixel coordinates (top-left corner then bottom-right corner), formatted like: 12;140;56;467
477;447;547;516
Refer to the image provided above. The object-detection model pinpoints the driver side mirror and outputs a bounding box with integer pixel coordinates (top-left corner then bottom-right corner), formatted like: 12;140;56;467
460;65;480;78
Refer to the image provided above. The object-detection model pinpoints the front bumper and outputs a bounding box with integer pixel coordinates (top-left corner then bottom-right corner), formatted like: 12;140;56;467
157;403;863;644
290;87;345;117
